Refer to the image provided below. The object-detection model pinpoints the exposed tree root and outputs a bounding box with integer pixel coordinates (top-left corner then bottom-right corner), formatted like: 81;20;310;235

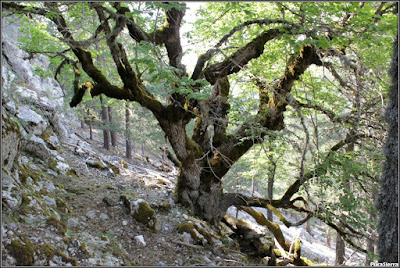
237;206;290;251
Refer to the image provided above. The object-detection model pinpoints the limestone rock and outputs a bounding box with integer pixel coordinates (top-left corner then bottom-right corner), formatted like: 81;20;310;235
120;195;158;231
23;135;53;160
134;235;146;246
49;114;70;142
1;170;22;210
16;105;48;136
86;159;107;170
1;110;22;171
56;161;70;175
86;210;98;220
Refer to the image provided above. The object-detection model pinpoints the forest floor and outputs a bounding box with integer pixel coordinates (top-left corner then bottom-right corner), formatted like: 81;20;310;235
2;121;366;266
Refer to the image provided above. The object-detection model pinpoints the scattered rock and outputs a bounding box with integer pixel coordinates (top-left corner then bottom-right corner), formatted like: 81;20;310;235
86;159;107;170
43;196;57;207
99;213;109;221
176;258;184;265
134;235;146;246
67;218;79;228
86;210;98;220
56;161;70;174
120;195;158;231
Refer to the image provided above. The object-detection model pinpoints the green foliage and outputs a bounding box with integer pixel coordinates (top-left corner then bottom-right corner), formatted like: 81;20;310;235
131;41;210;101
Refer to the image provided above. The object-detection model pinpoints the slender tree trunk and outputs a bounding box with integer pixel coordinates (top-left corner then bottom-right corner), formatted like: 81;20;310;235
266;143;276;222
365;233;375;265
335;142;355;265
125;102;132;159
306;219;311;234
251;173;255;197
326;227;331;247
108;105;117;147
87;108;93;141
100;95;110;151
376;32;398;263
335;221;346;265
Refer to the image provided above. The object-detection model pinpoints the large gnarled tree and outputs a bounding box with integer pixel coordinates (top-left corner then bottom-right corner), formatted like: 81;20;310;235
3;1;397;255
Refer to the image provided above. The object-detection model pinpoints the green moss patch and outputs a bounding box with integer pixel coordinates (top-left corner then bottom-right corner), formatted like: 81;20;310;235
177;222;202;244
86;160;107;170
58;251;78;266
120;195;157;231
40;243;57;260
133;201;157;231
56;197;72;214
7;236;36;265
46;215;67;234
176;220;217;246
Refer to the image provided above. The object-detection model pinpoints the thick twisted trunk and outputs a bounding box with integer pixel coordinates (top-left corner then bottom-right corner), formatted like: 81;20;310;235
178;167;227;225
158;112;229;224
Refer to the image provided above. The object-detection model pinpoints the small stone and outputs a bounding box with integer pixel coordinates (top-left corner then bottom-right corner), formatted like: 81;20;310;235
202;256;215;266
8;223;18;231
122;220;128;226
175;258;183;265
56;162;70;174
43;196;57;207
134;235;146;246
88;258;96;265
99;213;109;220
86;210;97;219
67;218;79;228
44;181;56;192
182;214;188;219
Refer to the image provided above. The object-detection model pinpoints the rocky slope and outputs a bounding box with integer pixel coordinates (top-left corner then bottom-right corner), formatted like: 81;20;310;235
2;16;366;266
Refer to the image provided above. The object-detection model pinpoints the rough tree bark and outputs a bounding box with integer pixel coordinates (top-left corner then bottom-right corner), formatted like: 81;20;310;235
375;32;398;263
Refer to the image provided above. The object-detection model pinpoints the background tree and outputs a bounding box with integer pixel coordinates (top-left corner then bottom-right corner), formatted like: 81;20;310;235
125;102;132;159
376;31;398;263
4;2;396;256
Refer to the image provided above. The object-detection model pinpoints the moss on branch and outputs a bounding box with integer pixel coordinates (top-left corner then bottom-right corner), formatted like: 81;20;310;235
238;206;290;251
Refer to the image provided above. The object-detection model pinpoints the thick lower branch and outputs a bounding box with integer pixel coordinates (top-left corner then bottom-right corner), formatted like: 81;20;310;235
238;206;291;251
224;192;368;254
